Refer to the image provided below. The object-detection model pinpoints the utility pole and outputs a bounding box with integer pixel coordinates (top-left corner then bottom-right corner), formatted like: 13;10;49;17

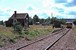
51;13;54;28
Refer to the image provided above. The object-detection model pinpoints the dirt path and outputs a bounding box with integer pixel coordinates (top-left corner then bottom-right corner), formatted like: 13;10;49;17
49;29;76;50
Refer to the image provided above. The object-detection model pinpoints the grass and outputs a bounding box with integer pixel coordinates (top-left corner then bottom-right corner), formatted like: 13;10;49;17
0;26;15;39
23;25;54;40
0;25;54;47
0;25;18;47
0;40;4;47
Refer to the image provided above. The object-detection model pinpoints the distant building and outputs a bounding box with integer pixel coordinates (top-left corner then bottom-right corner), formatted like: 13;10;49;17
5;11;29;27
65;19;75;23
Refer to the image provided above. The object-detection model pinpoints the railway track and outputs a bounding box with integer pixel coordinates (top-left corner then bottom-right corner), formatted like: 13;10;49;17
16;28;70;50
45;29;70;50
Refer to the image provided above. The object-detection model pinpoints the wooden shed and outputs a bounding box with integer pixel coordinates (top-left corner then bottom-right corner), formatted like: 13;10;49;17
5;11;29;27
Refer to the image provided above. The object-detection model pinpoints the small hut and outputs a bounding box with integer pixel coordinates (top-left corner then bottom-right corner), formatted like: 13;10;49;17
5;11;29;27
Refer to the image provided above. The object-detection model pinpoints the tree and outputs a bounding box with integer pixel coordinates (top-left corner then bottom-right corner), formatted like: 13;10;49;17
0;20;3;25
51;17;58;24
39;19;45;24
53;20;61;28
29;17;33;25
73;20;76;25
51;17;62;28
33;15;40;24
45;17;51;22
59;19;66;25
44;17;51;25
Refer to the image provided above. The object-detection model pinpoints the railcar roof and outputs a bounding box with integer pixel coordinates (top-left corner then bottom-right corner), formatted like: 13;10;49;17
66;22;73;23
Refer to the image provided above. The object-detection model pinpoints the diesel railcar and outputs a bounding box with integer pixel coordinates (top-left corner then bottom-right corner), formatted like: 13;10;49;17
66;22;73;28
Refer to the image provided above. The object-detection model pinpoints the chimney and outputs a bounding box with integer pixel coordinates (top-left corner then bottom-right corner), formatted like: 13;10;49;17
14;11;17;17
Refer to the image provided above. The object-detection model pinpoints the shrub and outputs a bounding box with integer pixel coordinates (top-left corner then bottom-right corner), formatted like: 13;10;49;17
15;24;23;34
24;30;29;35
12;19;23;34
53;20;61;28
9;38;16;43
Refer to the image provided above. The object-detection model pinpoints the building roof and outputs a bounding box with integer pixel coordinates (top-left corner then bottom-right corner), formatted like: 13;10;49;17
10;13;28;19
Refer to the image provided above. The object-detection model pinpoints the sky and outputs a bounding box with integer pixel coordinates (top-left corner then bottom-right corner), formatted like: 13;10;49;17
0;0;76;21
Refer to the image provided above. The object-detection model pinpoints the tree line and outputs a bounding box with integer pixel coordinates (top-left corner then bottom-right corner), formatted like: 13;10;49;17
1;14;76;27
29;14;66;25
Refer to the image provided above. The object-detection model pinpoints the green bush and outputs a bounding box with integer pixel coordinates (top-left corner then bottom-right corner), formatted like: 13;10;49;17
15;24;23;34
24;30;29;35
9;38;16;43
12;19;23;34
54;21;61;28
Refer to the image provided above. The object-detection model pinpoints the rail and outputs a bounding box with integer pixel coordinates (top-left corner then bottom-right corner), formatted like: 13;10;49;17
16;28;64;50
45;29;70;50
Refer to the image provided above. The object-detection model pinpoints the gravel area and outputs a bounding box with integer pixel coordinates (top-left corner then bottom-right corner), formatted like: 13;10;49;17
49;29;76;50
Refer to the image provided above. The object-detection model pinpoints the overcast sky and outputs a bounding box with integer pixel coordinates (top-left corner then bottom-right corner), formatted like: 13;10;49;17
0;0;76;21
